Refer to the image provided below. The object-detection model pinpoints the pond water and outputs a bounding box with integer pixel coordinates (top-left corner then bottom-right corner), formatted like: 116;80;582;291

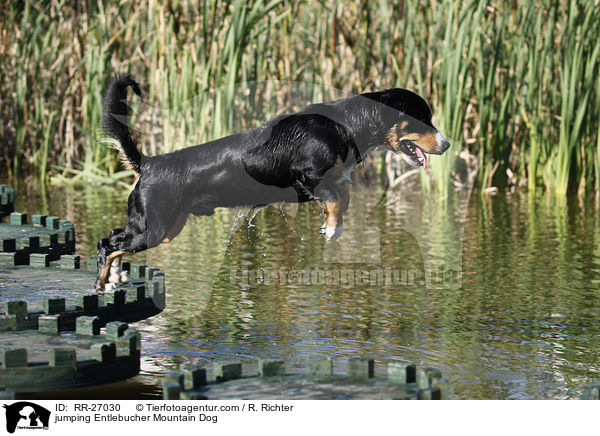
8;177;600;400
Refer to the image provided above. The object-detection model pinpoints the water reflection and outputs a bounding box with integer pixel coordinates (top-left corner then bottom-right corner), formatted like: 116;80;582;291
4;179;600;399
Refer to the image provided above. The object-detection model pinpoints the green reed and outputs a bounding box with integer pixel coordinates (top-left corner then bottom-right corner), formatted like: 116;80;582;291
1;0;599;195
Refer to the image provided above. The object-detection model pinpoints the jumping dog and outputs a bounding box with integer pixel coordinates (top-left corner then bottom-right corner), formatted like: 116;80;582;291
96;75;450;291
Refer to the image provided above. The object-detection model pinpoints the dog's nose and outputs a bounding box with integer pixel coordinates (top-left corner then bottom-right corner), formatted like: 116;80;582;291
436;131;451;154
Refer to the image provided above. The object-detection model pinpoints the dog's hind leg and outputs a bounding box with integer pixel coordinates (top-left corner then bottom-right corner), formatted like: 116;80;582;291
97;182;152;291
106;228;129;285
96;226;150;292
96;203;185;291
96;198;154;291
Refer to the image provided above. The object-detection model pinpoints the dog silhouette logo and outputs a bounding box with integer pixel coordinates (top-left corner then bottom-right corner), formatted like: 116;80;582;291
3;402;50;433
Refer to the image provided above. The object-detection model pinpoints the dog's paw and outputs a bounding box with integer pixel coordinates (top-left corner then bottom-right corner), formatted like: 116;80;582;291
104;282;117;291
108;263;121;284
109;263;130;284
119;271;130;284
325;223;343;241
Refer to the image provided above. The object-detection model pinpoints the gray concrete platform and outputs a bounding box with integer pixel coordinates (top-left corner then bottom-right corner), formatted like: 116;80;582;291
0;321;141;392
0;256;166;332
163;358;448;400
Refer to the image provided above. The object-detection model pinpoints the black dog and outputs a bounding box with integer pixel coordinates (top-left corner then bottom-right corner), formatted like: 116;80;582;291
96;75;450;291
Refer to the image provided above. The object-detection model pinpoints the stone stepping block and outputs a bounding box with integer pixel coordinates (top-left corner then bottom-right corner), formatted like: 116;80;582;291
0;212;75;265
162;357;448;400
0;256;166;332
0;320;141;392
0;185;14;218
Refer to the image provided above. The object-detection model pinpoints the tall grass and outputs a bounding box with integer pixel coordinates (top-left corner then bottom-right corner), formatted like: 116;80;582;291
1;0;599;195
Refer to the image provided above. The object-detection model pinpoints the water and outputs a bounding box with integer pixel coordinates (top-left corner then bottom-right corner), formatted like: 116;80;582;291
6;180;600;399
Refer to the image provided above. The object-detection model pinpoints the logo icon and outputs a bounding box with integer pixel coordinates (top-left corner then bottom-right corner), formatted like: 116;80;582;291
3;402;50;434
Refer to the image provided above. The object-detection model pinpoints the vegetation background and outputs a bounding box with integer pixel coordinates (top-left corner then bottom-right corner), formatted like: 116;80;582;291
1;0;599;195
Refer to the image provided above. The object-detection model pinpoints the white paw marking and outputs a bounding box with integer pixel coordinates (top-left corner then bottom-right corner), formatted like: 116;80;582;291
325;223;343;241
109;263;130;284
119;271;130;284
108;263;121;284
104;282;117;291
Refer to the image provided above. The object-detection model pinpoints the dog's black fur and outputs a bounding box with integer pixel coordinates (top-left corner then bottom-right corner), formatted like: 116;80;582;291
96;75;450;290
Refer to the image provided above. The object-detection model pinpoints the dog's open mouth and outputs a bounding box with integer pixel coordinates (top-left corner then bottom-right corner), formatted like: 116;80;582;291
397;140;427;169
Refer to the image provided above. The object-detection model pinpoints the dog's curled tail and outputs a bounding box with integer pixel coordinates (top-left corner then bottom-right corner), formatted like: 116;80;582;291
102;75;143;174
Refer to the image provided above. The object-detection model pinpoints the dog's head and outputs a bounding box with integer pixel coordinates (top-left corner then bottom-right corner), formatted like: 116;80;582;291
376;89;451;169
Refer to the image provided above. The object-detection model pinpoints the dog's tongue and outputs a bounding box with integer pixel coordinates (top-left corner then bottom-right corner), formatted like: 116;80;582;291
415;147;427;170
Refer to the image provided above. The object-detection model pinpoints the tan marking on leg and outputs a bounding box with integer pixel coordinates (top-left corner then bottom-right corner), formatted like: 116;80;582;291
322;201;340;227
321;183;350;240
322;199;344;241
162;214;188;243
108;255;123;284
99;250;127;285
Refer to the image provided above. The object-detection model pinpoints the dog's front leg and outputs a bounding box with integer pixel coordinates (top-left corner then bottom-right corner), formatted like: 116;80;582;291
321;184;350;242
95;226;149;292
322;201;343;241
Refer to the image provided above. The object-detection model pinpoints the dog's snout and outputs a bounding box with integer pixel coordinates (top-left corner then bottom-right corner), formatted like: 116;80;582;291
435;131;451;154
